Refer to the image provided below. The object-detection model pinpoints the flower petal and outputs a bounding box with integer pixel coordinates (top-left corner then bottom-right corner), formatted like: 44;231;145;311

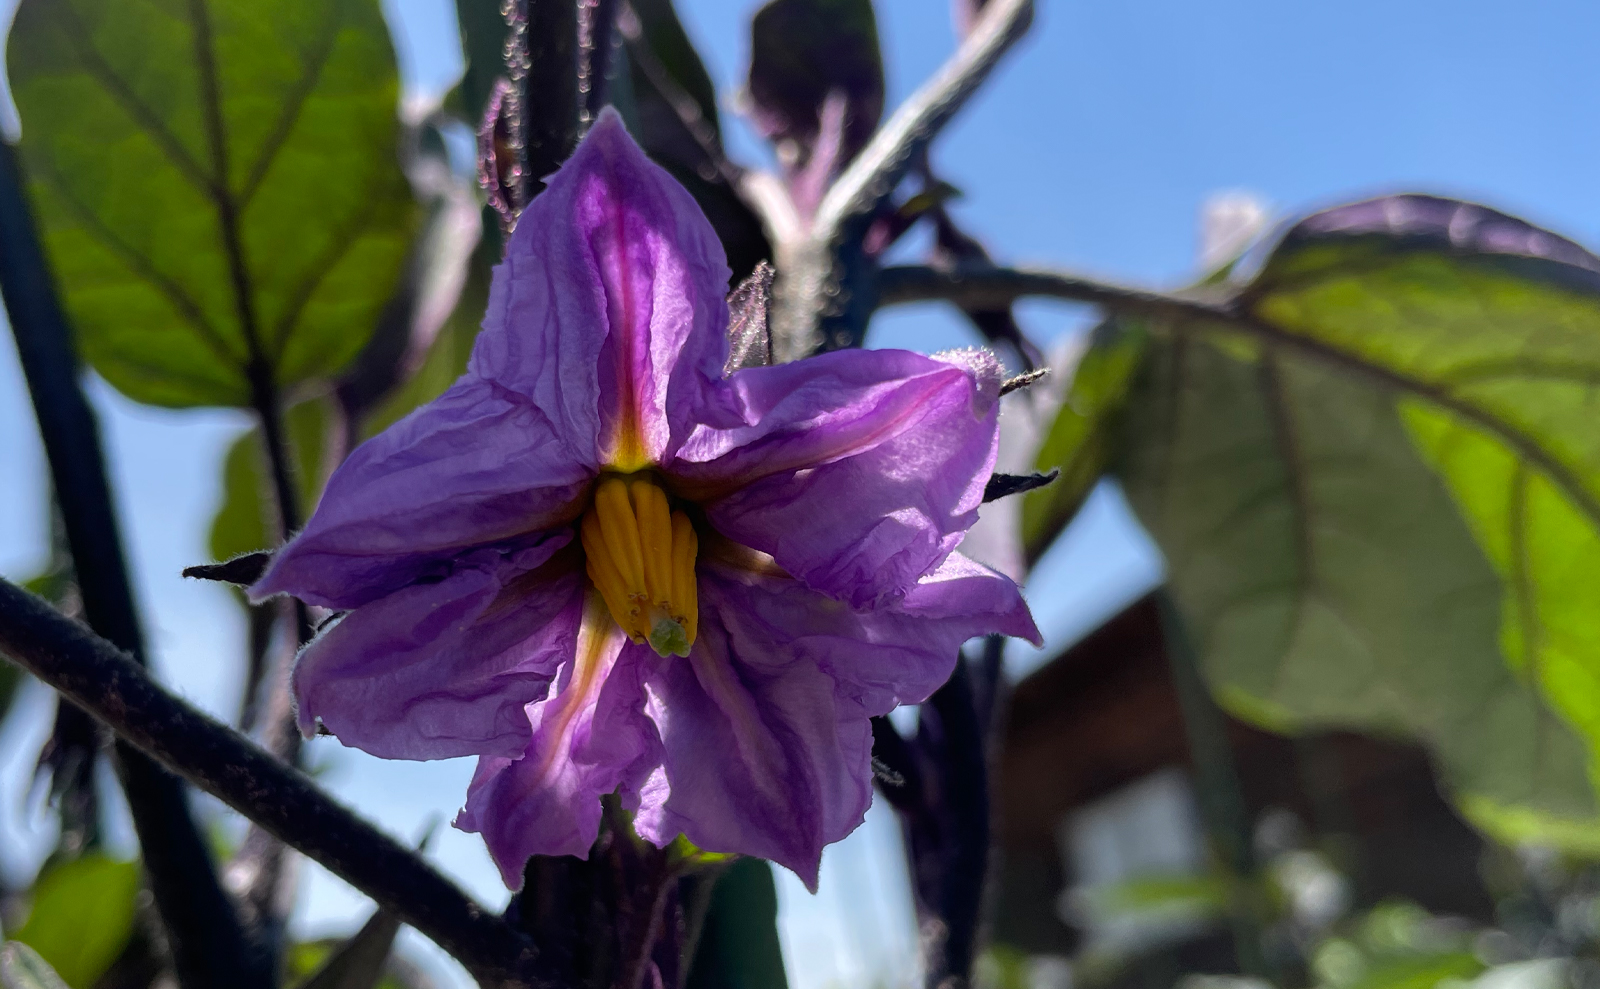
251;373;593;609
473;109;733;471
708;550;1041;715
672;347;1005;609
292;536;584;761
631;581;872;891
628;555;1035;887
455;601;664;887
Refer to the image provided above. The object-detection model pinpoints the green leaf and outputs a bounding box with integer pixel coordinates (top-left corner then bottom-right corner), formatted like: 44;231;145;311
685;858;789;989
1022;318;1147;562
355;264;483;441
1341;953;1483;989
1107;195;1600;849
210;397;329;561
13;855;140;989
0;943;71;989
9;0;417;408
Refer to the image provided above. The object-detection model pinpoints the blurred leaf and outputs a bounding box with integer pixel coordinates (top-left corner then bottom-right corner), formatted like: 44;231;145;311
1022;319;1147;562
0;943;70;989
292;909;401;989
624;0;719;142
8;0;417;407
210;398;329;561
746;0;884;167
357;264;484;440
0;662;18;721
453;0;507;126
1109;195;1600;850
1341;954;1483;989
1089;872;1229;916
13;855;140;989
336;107;483;424
287;934;431;989
620;0;770;278
684;858;788;989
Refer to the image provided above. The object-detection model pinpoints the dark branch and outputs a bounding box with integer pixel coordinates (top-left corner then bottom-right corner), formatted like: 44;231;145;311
876;261;1225;319
0;577;544;988
878;260;1600;534
0;139;266;988
982;469;1058;503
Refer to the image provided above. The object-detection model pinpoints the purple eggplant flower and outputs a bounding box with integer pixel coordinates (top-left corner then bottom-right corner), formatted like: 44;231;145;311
251;110;1039;890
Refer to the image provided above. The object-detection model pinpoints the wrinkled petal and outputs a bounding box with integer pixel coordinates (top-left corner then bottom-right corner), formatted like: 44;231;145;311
456;601;663;887
628;554;1036;887
292;535;582;761
252;373;593;609
706;550;1041;715
471;109;732;471
671;348;1004;609
631;577;871;890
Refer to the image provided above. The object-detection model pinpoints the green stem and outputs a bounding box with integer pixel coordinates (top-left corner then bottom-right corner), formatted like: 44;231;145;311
1156;590;1272;980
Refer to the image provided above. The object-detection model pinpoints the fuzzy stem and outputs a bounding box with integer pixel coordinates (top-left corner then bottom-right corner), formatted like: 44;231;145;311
0;575;546;988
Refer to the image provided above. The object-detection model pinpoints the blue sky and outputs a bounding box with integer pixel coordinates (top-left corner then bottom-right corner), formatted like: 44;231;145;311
1;0;1597;985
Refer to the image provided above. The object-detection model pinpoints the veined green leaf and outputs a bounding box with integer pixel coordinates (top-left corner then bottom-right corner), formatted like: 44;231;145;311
1022;317;1147;562
9;0;417;407
1119;331;1595;826
13;855;140;989
1107;196;1600;847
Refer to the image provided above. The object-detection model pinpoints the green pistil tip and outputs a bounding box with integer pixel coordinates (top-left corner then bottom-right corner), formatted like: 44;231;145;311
649;618;691;658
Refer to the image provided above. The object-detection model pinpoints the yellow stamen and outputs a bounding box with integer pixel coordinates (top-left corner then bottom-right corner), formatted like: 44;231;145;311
671;511;698;645
594;479;647;601
580;476;699;657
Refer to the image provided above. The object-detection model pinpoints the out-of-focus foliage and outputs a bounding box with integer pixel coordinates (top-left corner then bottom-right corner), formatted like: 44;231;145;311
0;943;70;989
1306;902;1483;989
746;0;884;171
7;0;416;407
684;858;789;989
11;856;139;989
1029;195;1600;851
210;398;330;562
287;908;405;989
618;0;771;278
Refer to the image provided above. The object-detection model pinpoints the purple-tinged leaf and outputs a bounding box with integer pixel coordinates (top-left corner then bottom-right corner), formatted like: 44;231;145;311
746;0;885;203
1241;193;1600;288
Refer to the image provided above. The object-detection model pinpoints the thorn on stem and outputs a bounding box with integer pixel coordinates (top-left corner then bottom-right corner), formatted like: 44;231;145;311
183;551;272;587
998;366;1049;395
982;468;1059;503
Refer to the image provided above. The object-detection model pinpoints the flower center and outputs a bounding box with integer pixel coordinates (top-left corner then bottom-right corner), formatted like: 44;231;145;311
580;476;699;658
